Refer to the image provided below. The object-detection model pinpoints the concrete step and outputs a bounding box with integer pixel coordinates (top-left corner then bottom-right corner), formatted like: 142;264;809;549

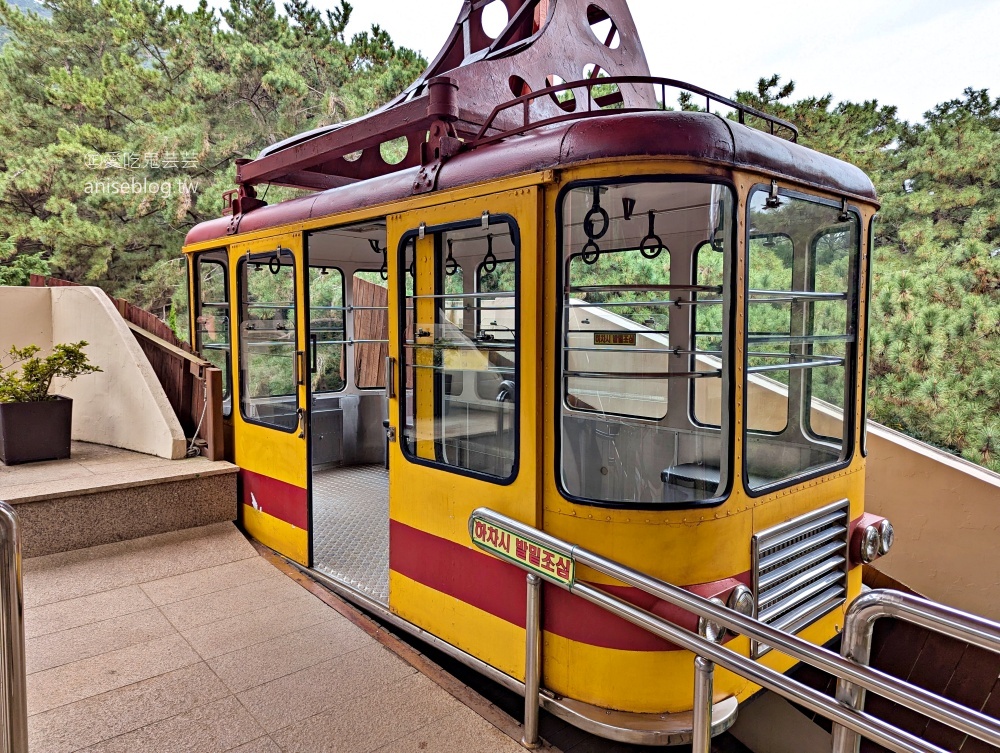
0;441;237;557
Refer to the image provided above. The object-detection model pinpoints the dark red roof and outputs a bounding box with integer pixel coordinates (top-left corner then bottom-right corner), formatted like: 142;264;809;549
185;111;877;247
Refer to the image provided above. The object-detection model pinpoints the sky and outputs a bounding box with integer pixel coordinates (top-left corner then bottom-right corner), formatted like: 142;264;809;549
326;0;1000;123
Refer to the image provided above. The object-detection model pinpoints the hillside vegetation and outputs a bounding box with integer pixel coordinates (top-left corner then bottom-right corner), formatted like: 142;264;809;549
734;77;1000;472
0;2;997;473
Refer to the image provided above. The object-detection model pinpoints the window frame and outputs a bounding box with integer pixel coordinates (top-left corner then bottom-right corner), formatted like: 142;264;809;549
236;248;300;434
307;263;347;395
396;213;522;486
861;217;875;458
194;252;233;417
742;184;862;497
689;238;726;430
553;175;737;511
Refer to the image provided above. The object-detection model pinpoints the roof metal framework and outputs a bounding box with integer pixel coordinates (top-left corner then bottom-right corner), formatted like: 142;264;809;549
225;0;796;215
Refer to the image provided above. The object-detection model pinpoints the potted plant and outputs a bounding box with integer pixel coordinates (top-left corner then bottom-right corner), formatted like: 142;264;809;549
0;341;102;465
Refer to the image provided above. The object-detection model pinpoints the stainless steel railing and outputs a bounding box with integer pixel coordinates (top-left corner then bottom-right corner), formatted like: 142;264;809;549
468;508;1000;753
833;590;1000;753
0;502;27;753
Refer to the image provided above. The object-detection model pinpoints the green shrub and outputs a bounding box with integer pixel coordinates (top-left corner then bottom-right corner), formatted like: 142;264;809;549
0;341;102;403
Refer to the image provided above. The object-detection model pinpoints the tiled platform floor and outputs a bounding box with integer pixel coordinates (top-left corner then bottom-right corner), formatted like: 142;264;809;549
23;522;525;753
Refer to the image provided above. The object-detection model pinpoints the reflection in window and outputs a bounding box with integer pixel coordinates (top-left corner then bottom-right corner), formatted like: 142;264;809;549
238;250;298;432
309;267;345;393
353;271;390;389
559;181;733;507
401;218;518;480
196;255;232;416
745;189;860;489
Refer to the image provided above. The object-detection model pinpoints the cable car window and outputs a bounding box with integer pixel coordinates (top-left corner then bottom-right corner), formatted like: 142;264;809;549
308;266;345;393
237;249;299;432
744;233;794;435
745;188;860;491
353;271;390;390
195;255;232;417
399;216;519;481
558;180;734;507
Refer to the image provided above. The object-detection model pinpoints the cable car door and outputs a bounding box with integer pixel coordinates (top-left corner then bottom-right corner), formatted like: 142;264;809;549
231;232;311;566
386;188;541;677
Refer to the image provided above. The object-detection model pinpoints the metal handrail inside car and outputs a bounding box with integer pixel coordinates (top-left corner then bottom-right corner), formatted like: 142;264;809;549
468;508;1000;753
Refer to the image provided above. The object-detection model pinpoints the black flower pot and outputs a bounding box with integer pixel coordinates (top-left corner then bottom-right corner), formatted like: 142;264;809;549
0;396;73;465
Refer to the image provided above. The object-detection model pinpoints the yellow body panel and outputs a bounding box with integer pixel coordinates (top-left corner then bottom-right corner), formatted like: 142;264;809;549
389;570;525;681
241;503;309;566
543;631;751;713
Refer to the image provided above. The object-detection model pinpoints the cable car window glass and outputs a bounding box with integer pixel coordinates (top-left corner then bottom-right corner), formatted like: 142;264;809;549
308;266;345;393
745;188;860;491
476;259;514;400
237;249;299;432
399;216;519;481
692;241;725;427
195;255;232;417
744;233;795;435
353;271;390;390
559;180;734;507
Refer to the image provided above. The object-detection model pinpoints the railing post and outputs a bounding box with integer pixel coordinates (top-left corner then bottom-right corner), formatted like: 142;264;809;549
0;502;27;753
833;592;889;753
692;655;715;753
522;573;542;749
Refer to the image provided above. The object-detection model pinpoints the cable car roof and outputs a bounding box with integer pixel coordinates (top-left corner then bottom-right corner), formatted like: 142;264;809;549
185;0;876;247
186;110;876;246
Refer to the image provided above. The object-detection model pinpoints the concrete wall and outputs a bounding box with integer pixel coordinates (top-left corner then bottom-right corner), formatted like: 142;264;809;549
866;423;1000;620
0;287;52;353
0;286;186;459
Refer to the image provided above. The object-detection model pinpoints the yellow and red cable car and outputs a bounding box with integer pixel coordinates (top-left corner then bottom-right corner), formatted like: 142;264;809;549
184;0;890;741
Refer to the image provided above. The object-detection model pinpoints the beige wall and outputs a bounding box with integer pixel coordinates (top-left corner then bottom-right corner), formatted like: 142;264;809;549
0;287;52;353
866;423;1000;620
0;286;186;459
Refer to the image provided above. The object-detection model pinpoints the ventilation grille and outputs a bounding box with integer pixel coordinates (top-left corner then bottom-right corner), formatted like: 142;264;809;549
752;499;850;658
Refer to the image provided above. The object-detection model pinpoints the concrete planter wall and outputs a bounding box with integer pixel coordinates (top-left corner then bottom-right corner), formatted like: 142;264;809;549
0;396;72;465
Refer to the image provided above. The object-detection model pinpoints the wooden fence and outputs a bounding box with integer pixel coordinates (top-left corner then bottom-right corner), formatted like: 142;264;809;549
353;276;389;389
29;275;224;461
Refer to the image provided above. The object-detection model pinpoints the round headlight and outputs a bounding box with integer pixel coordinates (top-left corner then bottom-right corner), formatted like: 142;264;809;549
878;519;894;555
698;598;727;644
861;525;881;563
727;585;755;619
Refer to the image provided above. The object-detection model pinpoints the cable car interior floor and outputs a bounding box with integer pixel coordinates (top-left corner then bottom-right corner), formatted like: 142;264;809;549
311;464;389;602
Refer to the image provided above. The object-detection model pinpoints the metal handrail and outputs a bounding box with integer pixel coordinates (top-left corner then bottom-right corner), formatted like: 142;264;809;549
0;502;27;753
468;508;1000;753
833;590;1000;753
471;75;799;145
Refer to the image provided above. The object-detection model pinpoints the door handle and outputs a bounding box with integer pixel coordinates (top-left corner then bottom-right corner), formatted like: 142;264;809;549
294;350;306;386
385;356;396;399
310;334;318;374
